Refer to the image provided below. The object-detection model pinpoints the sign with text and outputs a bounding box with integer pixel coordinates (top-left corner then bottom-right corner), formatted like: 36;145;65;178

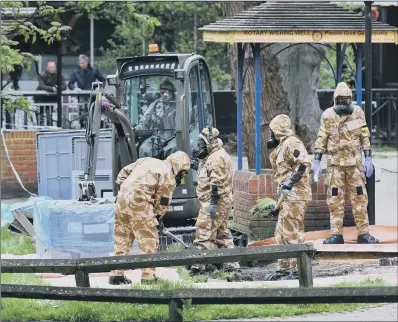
203;30;398;44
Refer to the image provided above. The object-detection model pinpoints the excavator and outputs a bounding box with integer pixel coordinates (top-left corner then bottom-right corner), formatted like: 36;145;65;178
78;44;228;247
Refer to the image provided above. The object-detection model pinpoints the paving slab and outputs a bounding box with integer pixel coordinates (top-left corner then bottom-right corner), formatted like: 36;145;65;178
41;271;397;289
212;303;398;321
43;267;181;288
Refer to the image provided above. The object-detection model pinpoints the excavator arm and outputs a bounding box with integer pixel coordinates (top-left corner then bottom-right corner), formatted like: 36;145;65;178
78;82;138;201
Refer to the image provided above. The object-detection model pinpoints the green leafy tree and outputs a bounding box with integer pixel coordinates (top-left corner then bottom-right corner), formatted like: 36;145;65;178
99;2;231;89
1;1;71;113
318;3;364;89
1;1;145;114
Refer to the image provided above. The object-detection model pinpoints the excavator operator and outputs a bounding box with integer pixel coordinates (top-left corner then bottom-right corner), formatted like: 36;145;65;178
135;80;176;140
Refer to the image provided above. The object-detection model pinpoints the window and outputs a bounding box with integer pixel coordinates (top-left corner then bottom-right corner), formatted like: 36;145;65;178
188;65;201;182
123;75;176;140
199;62;214;128
188;65;201;147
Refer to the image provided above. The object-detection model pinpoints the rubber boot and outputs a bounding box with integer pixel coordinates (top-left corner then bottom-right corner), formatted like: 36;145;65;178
109;276;132;285
190;264;206;275
264;271;291;281
357;233;379;244
141;277;159;285
280;271;298;280
223;262;241;272
323;234;345;244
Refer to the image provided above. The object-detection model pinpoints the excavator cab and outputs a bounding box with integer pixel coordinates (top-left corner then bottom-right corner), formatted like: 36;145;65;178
105;44;216;224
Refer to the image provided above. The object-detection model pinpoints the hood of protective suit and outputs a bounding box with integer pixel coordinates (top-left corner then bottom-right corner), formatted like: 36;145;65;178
269;114;294;141
166;151;190;175
198;127;223;154
333;82;352;104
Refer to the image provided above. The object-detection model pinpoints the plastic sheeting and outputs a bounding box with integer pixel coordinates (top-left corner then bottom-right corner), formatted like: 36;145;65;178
1;196;53;227
33;199;116;258
1;203;13;227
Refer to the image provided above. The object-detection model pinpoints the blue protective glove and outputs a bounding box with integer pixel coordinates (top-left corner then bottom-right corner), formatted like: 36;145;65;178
279;182;292;197
364;156;374;178
312;152;323;182
209;203;217;217
312;160;322;182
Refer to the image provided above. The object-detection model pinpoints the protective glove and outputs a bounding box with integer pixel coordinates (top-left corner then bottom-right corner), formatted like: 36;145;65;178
312;152;323;182
157;217;165;233
279;182;292;197
190;157;199;171
209;203;217;217
363;150;374;178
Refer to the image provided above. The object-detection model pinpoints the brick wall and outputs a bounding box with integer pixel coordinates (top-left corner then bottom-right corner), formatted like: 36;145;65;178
1;130;38;198
232;169;355;238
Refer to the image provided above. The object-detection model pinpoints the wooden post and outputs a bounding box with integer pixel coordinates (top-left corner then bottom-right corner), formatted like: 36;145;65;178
297;252;313;288
169;298;183;322
75;270;90;287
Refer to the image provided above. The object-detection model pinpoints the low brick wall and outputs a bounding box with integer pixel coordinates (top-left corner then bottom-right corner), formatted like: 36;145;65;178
232;169;355;238
1;130;38;198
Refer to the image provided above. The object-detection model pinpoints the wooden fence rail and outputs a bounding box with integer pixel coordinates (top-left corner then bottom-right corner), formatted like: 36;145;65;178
2;243;398;321
1;244;316;288
2;284;397;322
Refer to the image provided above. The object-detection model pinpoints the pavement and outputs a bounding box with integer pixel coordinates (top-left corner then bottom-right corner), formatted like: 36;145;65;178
34;267;397;289
213;303;398;321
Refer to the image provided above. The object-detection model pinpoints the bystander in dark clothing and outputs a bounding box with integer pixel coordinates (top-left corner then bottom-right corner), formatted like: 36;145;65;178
36;70;67;103
67;55;105;90
34;61;66;126
68;54;106;128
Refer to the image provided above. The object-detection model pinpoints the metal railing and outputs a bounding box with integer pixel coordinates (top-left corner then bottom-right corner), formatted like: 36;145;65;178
2;88;397;148
2;244;397;321
1;90;111;130
317;88;398;147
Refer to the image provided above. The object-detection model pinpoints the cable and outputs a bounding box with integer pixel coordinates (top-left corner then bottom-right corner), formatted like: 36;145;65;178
373;161;398;174
1;129;37;196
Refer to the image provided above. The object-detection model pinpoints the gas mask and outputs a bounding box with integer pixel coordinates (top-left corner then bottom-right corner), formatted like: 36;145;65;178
334;96;355;115
267;128;280;149
160;89;172;103
193;137;208;159
175;170;188;187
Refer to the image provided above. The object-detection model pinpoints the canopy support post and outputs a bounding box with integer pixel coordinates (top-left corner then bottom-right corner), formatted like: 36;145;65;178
356;44;363;106
237;43;244;170
336;43;342;83
254;43;262;175
365;0;375;226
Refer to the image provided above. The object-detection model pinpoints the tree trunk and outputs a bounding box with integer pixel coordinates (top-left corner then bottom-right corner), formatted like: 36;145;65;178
221;3;325;166
221;2;290;169
272;44;325;153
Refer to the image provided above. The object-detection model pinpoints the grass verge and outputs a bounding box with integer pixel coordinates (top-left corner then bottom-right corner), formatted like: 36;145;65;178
372;146;397;153
1;273;389;321
1;225;36;255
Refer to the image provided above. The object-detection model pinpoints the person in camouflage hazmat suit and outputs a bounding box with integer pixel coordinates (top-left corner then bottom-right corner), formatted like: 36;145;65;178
313;82;379;245
108;151;191;285
136;80;176;140
266;114;312;281
190;127;240;273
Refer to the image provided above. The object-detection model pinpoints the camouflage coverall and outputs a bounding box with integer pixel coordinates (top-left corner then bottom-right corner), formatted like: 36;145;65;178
269;115;312;272
110;151;190;281
136;100;176;139
194;129;235;251
314;82;371;236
